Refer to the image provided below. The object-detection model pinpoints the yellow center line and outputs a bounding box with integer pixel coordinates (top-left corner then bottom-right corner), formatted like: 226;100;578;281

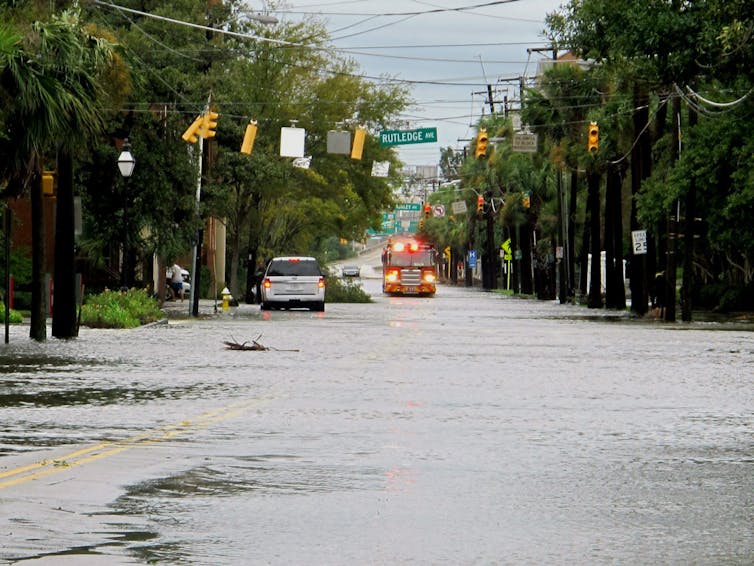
0;399;265;490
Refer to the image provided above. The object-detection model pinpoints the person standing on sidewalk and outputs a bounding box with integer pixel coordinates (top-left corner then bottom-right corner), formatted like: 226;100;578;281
169;262;184;302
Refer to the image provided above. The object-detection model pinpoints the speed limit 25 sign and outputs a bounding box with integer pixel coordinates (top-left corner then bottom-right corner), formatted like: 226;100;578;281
631;230;648;255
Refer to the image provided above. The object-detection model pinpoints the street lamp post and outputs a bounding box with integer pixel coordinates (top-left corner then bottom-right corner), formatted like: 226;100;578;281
117;139;136;288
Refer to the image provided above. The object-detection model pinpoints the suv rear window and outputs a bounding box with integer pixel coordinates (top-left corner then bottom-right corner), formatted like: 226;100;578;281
266;259;322;277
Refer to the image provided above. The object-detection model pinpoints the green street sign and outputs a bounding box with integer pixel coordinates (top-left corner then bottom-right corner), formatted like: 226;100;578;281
379;127;438;146
395;203;421;211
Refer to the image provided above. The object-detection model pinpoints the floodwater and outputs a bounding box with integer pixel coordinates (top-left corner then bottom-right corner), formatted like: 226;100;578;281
0;280;752;565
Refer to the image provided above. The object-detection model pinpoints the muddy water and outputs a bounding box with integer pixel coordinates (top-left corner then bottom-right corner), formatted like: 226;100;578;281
1;283;752;564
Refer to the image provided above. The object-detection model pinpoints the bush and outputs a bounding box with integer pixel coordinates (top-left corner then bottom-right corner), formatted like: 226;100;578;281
80;288;164;329
324;275;372;303
0;304;23;323
697;282;754;313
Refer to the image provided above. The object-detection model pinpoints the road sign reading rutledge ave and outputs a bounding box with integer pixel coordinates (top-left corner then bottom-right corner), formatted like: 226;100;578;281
379;127;438;146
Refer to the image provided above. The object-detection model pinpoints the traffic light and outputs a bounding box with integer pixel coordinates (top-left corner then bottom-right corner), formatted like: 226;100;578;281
181;115;204;143
476;195;484;214
240;120;258;155
423;204;432;218
200;110;219;139
587;121;599;153
522;192;531;208
42;170;55;196
475;128;488;160
351;126;366;160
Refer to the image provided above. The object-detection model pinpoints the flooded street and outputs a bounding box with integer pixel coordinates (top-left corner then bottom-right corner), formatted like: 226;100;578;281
1;280;752;564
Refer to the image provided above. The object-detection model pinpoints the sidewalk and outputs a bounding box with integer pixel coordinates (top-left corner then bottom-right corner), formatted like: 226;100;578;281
160;298;230;318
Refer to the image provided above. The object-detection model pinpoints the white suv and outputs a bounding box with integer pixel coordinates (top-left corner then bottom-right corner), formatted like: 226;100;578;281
260;257;326;312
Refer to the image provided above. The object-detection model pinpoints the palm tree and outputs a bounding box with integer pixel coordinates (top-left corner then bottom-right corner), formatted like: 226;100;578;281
0;10;113;340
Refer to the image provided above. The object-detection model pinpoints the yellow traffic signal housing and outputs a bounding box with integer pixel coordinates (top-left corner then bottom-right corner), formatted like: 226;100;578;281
475;128;489;159
200;110;219;139
182;115;204;143
587;121;599;153
476;195;484;214
240;120;258;155
351;126;366;160
42;170;55;196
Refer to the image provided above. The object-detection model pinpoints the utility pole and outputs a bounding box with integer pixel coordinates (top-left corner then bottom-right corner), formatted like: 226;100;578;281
189;95;211;317
472;85;502;114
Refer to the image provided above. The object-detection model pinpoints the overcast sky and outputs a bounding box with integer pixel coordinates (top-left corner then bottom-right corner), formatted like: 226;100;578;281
256;0;565;167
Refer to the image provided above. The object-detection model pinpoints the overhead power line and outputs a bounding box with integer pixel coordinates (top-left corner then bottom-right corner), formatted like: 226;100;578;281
93;1;529;86
276;1;522;18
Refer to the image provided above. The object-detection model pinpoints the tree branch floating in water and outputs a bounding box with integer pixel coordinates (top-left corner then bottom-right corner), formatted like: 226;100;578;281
223;335;299;352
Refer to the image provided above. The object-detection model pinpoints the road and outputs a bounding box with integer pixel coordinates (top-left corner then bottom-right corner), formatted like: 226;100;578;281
0;279;752;564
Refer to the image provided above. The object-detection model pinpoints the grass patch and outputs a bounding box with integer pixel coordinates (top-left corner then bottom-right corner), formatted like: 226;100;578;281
80;288;164;329
325;275;373;303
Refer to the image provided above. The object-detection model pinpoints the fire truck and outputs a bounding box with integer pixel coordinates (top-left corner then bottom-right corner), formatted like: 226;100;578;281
381;235;438;296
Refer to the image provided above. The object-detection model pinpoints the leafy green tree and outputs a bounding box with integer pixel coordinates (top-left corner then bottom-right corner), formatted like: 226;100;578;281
546;0;754;316
87;0;409;303
523;62;603;301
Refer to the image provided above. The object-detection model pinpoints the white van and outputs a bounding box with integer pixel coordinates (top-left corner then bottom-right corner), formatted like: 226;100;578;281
260;257;326;312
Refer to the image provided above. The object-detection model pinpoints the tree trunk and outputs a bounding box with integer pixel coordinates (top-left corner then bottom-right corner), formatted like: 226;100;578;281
191;227;203;316
519;221;534;295
604;165;616;308
52;151;78;338
465;212;476;287
664;96;683;322
230;244;240;299
612;168;626;310
483;198;496;290
587;171;602;308
579;198;590;299
557;168;568;303
629;84;651;315
511;223;520;293
569;169;578;294
30;170;47;342
681;104;698;321
604;164;626;310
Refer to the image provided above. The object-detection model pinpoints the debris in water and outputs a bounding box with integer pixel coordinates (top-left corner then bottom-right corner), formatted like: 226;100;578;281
223;335;299;352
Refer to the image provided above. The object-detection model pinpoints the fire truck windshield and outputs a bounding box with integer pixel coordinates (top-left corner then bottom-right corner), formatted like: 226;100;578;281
389;251;435;267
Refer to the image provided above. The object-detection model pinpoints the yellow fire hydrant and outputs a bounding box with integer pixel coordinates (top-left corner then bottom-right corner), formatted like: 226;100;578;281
221;287;232;312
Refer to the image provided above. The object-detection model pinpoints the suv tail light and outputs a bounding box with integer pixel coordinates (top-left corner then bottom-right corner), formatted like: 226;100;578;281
263;278;272;289
318;277;325;289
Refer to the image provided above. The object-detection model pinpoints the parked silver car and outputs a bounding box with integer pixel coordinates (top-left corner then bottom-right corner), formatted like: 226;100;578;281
260;257;326;312
341;264;361;277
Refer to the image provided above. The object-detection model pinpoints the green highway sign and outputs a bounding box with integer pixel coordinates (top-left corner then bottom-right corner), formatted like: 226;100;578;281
395;203;421;211
379;127;438;146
